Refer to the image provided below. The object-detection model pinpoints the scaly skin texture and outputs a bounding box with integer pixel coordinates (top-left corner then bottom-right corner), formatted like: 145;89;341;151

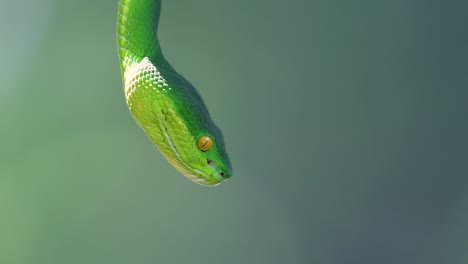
117;0;231;186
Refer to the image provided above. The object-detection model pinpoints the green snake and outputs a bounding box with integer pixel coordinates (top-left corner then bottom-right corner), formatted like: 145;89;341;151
117;0;231;186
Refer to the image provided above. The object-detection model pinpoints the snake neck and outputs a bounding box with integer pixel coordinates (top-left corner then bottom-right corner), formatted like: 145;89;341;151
117;0;163;73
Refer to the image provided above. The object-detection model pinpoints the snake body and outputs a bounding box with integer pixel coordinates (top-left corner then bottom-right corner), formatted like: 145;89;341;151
117;0;231;185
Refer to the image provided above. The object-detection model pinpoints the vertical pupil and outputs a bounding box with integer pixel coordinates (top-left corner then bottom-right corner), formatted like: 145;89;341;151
197;136;213;151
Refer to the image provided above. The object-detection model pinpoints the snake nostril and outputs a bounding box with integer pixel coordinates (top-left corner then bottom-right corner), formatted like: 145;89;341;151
219;172;225;177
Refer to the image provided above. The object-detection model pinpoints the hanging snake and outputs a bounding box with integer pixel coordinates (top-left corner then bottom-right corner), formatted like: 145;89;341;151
117;0;232;186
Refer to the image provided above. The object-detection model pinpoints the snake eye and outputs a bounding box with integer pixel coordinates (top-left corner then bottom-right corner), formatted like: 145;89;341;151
197;136;213;152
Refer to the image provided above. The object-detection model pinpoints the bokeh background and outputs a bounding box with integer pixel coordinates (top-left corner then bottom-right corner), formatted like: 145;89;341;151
1;0;467;263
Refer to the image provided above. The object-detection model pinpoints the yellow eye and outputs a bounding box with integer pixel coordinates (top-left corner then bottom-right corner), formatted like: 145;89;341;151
197;136;213;152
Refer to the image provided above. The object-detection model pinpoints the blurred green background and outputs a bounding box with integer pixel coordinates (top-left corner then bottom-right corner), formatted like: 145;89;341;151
1;0;467;263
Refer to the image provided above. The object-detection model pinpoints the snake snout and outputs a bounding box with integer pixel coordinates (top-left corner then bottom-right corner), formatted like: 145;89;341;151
207;159;230;180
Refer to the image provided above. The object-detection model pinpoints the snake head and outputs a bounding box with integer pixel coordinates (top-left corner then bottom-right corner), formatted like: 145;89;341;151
124;58;232;186
160;131;231;186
